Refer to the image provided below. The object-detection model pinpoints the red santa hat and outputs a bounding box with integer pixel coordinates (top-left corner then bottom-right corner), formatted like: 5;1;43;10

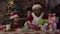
32;4;42;10
32;2;45;10
9;12;18;19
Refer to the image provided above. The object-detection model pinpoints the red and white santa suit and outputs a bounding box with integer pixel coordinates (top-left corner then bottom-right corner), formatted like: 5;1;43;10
25;4;48;29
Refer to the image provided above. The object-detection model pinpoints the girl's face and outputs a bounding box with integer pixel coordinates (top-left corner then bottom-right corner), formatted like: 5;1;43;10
27;11;31;16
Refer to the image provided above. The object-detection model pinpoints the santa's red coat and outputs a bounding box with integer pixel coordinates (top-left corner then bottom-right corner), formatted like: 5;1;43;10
26;12;48;29
26;13;48;23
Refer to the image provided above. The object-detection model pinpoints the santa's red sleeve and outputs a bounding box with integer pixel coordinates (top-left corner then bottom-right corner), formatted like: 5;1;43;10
42;13;48;19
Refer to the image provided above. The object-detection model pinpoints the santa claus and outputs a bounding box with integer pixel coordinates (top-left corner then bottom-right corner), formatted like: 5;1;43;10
24;3;48;30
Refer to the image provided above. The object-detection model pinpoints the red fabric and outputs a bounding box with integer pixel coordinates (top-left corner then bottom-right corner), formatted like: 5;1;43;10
55;32;60;34
35;32;40;34
26;13;48;29
14;23;20;29
10;12;19;16
49;13;54;17
33;2;45;9
14;33;19;34
10;24;14;29
0;25;3;30
4;33;8;34
46;32;50;34
10;12;15;16
10;23;20;29
42;13;48;19
29;24;40;29
24;33;29;34
26;13;33;23
26;13;48;23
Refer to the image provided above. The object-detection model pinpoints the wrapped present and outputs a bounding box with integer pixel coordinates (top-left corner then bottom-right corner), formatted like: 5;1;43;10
39;19;48;25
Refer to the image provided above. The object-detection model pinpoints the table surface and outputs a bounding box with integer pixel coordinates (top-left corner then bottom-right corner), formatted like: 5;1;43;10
0;29;59;34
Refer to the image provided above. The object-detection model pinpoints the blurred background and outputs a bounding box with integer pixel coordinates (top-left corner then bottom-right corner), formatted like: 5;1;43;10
0;0;60;28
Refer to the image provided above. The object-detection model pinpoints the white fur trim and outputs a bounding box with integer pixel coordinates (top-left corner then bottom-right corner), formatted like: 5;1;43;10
9;14;18;19
32;12;44;25
32;4;42;10
24;21;31;29
24;21;31;26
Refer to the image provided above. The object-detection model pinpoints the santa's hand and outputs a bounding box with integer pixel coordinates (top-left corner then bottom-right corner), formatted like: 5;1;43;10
24;21;31;26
